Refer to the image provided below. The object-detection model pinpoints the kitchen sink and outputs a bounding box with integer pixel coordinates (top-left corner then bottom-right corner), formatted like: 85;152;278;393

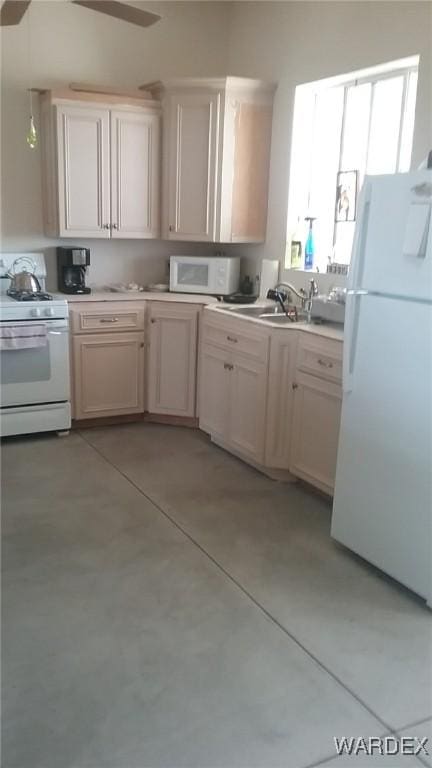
222;304;285;317
260;313;308;325
220;304;308;324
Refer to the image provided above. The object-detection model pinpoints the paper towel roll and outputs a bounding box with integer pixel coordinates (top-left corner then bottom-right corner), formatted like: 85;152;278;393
259;259;280;298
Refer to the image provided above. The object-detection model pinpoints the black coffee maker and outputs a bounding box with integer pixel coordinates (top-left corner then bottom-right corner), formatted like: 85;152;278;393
57;247;91;294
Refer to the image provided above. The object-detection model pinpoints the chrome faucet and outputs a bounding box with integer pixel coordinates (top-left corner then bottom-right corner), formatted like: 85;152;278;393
275;282;307;308
275;279;318;310
267;279;318;322
308;278;319;302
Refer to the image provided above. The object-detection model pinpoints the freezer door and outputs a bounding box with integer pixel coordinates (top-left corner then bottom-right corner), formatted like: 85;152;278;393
350;171;432;301
332;293;432;600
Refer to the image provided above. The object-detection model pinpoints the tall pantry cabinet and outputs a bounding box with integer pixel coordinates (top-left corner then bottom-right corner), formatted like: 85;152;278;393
147;78;276;243
40;91;161;238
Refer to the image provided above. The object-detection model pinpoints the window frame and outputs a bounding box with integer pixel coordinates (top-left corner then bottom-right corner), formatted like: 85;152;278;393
285;56;419;274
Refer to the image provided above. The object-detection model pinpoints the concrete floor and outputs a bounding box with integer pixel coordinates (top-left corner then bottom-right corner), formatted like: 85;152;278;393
2;424;431;768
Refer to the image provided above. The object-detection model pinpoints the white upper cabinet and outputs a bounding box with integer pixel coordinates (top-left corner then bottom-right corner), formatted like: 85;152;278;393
40;93;161;239
151;78;276;243
56;105;111;238
167;92;219;241
110;110;160;238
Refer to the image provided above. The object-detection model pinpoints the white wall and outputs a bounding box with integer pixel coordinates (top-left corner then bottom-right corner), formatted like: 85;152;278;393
0;1;232;289
227;0;432;293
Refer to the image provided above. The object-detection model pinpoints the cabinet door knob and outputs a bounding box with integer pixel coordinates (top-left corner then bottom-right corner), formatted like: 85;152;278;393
150;318;157;323
224;362;233;371
103;223;110;229
226;335;238;343
292;382;298;390
169;225;174;232
112;223;119;230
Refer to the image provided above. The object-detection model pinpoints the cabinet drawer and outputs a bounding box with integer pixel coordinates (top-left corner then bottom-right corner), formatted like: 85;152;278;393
70;302;145;334
296;336;342;384
202;313;270;363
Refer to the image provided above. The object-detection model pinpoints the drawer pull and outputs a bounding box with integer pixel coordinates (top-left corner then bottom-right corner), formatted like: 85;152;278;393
226;335;238;343
317;358;333;368
99;317;119;323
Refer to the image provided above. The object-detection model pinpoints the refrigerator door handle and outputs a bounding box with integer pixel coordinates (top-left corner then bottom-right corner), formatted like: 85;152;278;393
343;180;372;393
342;291;367;393
347;181;372;292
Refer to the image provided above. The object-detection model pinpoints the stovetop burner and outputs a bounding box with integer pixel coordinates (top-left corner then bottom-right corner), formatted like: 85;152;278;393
7;290;53;302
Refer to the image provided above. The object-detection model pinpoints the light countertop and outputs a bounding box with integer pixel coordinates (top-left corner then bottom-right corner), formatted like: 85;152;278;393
56;290;344;341
53;290;218;305
205;303;344;342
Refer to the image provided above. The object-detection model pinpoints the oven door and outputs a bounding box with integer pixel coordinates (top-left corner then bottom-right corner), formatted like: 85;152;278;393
0;320;70;408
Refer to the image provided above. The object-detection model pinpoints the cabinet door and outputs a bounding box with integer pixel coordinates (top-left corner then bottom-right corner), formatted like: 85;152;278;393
199;344;231;439
229;101;273;243
228;355;268;464
264;332;298;468
167;92;220;241
111;110;160;238
56;105;110;237
73;332;144;420
147;304;200;417
290;372;342;495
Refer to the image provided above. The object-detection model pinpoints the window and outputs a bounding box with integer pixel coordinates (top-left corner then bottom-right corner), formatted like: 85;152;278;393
286;56;419;273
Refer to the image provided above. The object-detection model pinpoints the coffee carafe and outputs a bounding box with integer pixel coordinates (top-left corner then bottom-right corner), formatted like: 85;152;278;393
57;248;91;294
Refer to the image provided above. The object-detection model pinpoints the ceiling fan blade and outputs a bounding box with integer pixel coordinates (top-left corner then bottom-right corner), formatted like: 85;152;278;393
72;1;160;28
0;0;31;26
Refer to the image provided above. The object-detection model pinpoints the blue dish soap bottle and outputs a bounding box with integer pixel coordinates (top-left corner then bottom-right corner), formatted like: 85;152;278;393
304;217;316;270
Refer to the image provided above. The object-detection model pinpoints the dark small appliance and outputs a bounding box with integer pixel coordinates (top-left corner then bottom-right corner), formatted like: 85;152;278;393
57;247;91;294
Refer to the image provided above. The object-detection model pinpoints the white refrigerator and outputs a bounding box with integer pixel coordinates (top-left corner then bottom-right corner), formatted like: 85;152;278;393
331;170;432;605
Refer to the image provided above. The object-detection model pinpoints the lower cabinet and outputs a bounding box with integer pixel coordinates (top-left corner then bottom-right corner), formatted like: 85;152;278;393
199;342;268;464
72;332;145;420
70;300;204;423
199;309;343;494
69;299;343;495
228;355;268;463
147;302;201;417
199;344;231;440
264;331;298;468
289;371;342;495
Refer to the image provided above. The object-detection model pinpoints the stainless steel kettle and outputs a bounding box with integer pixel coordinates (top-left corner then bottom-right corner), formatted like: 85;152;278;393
7;257;42;294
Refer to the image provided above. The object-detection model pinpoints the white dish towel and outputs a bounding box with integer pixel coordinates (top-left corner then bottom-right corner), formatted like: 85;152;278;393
0;323;48;350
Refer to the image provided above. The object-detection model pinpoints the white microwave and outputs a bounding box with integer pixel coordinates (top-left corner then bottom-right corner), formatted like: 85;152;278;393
170;255;240;295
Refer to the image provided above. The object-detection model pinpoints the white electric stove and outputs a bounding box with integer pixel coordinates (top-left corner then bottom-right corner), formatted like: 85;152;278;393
0;253;71;437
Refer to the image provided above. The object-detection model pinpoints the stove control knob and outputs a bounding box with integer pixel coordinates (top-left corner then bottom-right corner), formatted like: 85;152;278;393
31;308;41;318
44;307;55;317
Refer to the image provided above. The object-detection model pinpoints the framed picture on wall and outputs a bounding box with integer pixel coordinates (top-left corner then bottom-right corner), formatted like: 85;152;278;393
335;170;358;222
